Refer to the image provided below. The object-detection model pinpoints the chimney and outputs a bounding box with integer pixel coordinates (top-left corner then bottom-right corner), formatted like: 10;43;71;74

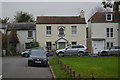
80;10;85;18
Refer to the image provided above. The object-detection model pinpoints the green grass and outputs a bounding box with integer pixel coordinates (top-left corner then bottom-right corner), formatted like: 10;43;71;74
49;58;71;78
60;56;119;78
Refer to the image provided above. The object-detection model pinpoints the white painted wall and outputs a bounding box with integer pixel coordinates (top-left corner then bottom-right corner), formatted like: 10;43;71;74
91;23;119;48
8;30;36;50
36;24;86;50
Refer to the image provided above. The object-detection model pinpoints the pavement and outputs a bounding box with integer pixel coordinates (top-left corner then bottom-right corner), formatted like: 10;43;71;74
2;56;52;79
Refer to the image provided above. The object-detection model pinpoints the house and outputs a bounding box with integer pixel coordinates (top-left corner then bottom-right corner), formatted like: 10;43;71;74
0;31;2;56
1;22;36;52
88;11;120;54
36;10;86;50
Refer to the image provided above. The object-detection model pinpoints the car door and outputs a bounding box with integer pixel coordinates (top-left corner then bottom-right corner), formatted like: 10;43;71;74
71;46;79;55
64;46;72;55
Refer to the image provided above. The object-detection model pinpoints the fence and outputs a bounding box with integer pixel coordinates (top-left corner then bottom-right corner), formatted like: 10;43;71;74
53;53;95;80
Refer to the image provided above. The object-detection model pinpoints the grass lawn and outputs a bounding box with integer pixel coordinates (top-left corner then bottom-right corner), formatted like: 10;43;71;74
49;58;71;78
60;56;119;78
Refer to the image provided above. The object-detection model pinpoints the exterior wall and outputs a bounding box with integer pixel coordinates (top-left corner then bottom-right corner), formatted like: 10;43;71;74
36;24;86;50
87;21;92;54
91;23;119;48
118;23;120;46
0;31;2;56
7;30;36;51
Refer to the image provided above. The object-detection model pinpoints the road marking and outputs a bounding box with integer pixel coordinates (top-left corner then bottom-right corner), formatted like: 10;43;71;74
0;75;2;79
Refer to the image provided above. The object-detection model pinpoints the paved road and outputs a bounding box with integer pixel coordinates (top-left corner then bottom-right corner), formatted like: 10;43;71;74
2;56;52;79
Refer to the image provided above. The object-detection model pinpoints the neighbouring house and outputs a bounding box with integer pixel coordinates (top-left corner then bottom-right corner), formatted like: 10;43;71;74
88;11;120;54
0;31;2;56
36;10;87;50
1;22;36;53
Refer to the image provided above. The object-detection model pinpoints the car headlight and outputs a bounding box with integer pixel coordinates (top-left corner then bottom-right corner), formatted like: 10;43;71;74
44;59;47;61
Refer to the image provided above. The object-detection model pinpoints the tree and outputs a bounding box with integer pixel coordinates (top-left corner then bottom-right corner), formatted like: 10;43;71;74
8;30;19;55
2;33;7;50
14;11;34;22
113;1;120;11
102;0;113;8
90;6;110;17
0;17;9;23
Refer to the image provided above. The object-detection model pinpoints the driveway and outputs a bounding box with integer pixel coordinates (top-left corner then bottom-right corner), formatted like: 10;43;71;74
2;56;52;79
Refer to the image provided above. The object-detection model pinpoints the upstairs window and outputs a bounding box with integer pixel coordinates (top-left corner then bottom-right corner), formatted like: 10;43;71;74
58;26;65;37
106;14;112;21
59;28;64;35
71;26;77;35
28;31;33;38
46;26;51;35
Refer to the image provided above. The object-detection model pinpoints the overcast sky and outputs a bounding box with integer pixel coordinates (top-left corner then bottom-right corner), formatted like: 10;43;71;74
0;0;105;21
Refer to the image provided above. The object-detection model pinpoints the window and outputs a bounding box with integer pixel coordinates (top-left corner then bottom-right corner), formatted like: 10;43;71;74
25;43;31;49
46;26;51;35
106;14;112;21
107;42;113;49
106;28;113;37
71;42;77;45
46;42;52;50
59;28;64;35
58;27;65;36
28;31;33;38
110;28;113;37
71;26;77;35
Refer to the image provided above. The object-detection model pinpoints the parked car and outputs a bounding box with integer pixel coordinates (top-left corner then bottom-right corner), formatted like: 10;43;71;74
56;45;88;57
98;46;120;56
21;49;30;57
28;50;48;67
31;47;50;56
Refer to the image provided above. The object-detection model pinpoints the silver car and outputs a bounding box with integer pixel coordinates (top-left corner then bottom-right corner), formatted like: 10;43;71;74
56;45;88;56
99;46;120;56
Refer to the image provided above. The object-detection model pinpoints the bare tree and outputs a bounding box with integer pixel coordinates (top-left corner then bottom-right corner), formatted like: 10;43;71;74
90;6;111;17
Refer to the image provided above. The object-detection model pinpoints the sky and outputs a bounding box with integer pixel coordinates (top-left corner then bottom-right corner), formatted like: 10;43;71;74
0;0;107;21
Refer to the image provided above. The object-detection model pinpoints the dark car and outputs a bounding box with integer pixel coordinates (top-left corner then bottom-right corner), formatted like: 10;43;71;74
28;50;48;67
31;47;50;56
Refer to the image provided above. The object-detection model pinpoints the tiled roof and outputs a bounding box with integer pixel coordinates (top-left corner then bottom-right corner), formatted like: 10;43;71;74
36;16;86;24
88;11;120;23
0;22;36;30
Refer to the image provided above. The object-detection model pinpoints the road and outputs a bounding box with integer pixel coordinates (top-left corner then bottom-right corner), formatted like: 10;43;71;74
2;56;52;79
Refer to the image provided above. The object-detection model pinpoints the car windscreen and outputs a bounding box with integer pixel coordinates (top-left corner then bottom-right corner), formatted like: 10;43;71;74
30;50;46;56
111;46;120;49
72;45;84;48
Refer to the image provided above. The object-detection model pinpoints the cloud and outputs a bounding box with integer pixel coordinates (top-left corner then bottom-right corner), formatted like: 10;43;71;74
1;0;102;2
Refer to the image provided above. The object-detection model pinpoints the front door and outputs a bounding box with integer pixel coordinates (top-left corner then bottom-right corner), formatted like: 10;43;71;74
92;41;104;54
59;42;65;49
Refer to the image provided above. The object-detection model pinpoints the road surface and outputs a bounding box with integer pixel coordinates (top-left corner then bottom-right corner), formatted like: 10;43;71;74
2;56;52;79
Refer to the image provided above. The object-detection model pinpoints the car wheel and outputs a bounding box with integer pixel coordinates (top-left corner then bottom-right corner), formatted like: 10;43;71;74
28;61;32;66
100;52;107;56
58;52;64;57
24;53;28;57
78;52;84;57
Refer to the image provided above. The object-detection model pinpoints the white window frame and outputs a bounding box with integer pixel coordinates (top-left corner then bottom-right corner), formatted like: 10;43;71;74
106;14;112;21
106;42;113;49
71;26;77;35
106;28;113;38
46;42;52;50
46;26;51;36
28;30;33;38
